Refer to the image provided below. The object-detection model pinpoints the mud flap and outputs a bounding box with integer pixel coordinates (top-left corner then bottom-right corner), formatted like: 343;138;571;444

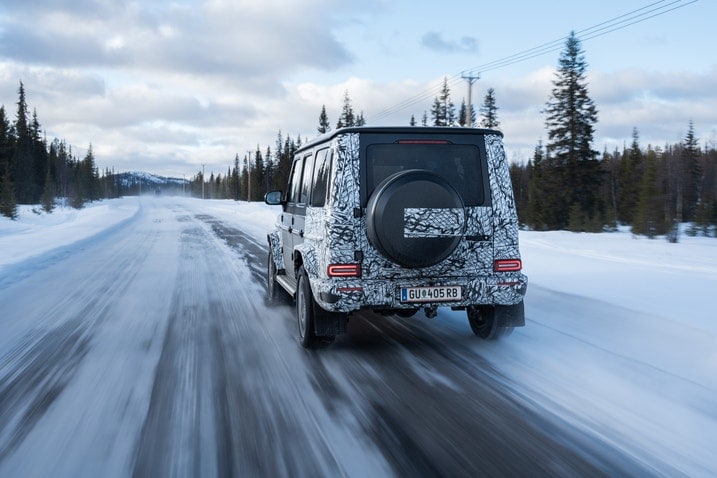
495;300;525;327
314;312;348;336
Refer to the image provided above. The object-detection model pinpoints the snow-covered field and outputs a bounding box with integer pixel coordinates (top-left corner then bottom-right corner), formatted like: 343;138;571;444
1;196;716;475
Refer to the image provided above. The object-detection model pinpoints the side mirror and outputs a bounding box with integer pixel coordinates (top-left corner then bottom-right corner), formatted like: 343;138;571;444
264;190;283;205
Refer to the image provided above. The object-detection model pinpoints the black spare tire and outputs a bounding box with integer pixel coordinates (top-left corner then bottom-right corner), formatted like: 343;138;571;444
366;169;466;268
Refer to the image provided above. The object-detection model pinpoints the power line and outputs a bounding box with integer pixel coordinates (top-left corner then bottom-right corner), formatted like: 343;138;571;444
368;0;698;124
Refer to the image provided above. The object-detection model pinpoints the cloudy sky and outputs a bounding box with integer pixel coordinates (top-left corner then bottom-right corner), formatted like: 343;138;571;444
0;0;714;178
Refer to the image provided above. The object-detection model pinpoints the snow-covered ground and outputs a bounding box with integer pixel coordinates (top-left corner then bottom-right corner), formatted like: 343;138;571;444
1;196;716;475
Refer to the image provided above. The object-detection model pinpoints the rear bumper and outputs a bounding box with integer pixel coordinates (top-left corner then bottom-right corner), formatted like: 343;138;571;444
311;273;528;313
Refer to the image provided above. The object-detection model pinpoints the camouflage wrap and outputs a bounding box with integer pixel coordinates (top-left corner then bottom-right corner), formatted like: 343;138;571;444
270;129;527;314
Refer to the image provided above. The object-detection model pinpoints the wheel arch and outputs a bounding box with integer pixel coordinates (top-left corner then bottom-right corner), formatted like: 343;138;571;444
292;243;320;280
267;231;285;273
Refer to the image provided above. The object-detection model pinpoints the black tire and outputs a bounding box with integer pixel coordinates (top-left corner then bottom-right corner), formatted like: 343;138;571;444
366;170;465;269
266;251;279;304
467;305;513;340
297;266;340;348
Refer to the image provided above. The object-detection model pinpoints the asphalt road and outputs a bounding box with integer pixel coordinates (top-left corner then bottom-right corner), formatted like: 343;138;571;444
0;199;656;477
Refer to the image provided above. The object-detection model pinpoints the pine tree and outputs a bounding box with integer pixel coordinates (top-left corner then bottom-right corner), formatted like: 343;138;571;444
458;100;468;127
232;154;240;200
632;147;666;238
616;128;643;224
336;91;355;129
544;31;600;230
13;81;35;204
318;105;331;134
479;88;500;129
41;167;55;213
430;77;455;126
0;106;15;214
409;114;417;126
526;141;548;229
682;120;701;222
250;147;265;201
30;108;48;202
0;160;18;219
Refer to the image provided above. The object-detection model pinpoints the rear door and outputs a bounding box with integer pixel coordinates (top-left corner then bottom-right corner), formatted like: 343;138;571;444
284;152;315;280
361;132;494;277
281;156;304;281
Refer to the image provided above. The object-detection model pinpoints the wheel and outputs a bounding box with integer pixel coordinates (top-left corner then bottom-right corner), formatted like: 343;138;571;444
467;305;513;340
366;170;465;268
296;266;337;348
266;251;279;304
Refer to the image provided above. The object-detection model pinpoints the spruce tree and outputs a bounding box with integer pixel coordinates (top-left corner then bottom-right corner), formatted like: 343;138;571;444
430;77;455;126
544;31;600;230
13;81;35;204
614;128;643;224
632;147;666;238
318;105;330;134
681;120;700;222
479;88;500;129
458;100;468;127
526;141;548;229
0;160;18;219
336;91;355;129
41;167;55;213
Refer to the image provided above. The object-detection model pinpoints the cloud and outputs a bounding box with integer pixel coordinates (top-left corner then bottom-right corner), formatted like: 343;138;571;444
0;0;354;82
420;32;478;54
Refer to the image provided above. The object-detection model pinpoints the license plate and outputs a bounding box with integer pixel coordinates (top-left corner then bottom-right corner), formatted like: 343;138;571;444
400;285;462;303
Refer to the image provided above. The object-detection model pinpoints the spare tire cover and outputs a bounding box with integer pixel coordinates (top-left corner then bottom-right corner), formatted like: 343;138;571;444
366;169;466;268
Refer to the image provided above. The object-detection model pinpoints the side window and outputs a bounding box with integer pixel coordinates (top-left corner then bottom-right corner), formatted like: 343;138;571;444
310;148;332;207
287;156;304;204
299;153;315;205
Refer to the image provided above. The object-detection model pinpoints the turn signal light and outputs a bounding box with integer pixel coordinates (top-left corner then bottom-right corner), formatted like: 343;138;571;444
327;264;361;277
493;259;522;272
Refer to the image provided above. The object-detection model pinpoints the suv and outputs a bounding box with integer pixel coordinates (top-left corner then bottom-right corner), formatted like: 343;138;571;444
265;127;527;347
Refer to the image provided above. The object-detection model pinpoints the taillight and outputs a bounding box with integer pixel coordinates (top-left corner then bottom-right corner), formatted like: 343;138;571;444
327;264;361;277
397;139;449;144
494;259;522;272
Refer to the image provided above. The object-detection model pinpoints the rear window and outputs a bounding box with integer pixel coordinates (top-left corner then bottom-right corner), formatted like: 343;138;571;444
366;143;484;206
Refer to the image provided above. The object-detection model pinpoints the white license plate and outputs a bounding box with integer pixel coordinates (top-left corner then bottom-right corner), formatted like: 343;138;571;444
400;285;462;303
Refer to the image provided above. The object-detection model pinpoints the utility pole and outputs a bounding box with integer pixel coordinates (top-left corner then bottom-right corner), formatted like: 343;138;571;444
461;71;480;127
202;164;205;199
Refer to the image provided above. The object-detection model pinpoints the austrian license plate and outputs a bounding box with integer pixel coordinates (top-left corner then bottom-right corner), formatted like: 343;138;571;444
400;285;462;303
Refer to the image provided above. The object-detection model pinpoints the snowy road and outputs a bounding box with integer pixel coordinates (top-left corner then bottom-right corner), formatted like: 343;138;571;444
1;197;715;477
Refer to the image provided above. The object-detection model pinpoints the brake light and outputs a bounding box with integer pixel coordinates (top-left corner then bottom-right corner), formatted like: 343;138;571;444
494;259;522;272
327;264;361;277
397;139;449;144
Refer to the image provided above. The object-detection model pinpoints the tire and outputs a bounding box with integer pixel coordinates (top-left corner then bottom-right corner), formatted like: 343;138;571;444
467;305;513;340
366;170;465;269
266;251;279;304
296;266;339;348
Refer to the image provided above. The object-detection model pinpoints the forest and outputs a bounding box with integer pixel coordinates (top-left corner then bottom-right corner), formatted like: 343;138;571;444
0;82;120;218
2;33;715;240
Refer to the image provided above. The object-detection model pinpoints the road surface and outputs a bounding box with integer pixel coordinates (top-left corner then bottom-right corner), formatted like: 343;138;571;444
0;198;689;476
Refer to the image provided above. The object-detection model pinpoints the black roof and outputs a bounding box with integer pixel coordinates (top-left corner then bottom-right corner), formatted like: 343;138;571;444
297;126;503;153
